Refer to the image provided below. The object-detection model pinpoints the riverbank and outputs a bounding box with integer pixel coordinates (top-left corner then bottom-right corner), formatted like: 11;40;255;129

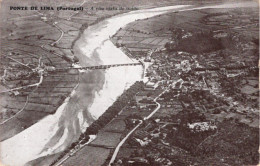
59;2;258;166
55;81;144;166
0;0;169;144
0;3;175;166
0;1;233;165
108;1;259;165
53;5;197;166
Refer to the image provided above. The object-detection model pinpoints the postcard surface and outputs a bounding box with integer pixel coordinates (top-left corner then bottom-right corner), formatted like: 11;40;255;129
0;0;259;166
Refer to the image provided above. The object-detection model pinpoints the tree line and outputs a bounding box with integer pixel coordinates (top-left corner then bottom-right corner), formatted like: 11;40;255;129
50;81;144;166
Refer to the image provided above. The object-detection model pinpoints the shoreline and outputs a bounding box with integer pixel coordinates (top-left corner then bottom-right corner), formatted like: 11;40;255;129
0;0;210;145
57;81;145;166
1;1;242;165
26;5;192;165
15;8;142;166
0;8;133;166
71;11;127;51
0;0;258;165
0;0;129;143
46;4;196;166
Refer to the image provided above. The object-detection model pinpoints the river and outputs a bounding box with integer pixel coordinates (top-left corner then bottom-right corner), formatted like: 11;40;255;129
0;5;190;166
0;1;256;165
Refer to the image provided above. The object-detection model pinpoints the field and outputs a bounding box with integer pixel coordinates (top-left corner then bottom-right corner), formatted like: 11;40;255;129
0;110;49;141
103;119;126;132
116;147;136;158
120;108;153;117
0;0;195;142
63;146;111;166
197;121;259;165
110;2;259;166
154;107;180;117
112;6;258;62
90;131;122;147
1;0;258;165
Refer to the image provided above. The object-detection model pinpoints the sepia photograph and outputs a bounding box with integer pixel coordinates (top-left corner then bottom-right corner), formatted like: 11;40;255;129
0;0;259;165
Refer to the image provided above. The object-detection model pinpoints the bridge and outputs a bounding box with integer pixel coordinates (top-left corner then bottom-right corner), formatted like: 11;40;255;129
56;62;143;71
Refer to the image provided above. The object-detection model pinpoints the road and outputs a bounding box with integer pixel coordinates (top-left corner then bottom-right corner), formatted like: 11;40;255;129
40;44;63;58
51;0;86;46
51;23;64;46
54;84;169;166
108;120;143;166
6;56;32;69
164;71;170;79
0;96;29;125
144;87;169;120
0;71;43;94
67;0;87;20
0;70;44;124
108;86;170;165
54;135;96;166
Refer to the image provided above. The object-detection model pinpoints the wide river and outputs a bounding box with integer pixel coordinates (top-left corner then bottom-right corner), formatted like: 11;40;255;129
0;5;191;166
0;2;256;166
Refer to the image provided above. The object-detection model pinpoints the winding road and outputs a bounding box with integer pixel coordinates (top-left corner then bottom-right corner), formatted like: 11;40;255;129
0;71;43;94
50;22;64;46
108;85;171;165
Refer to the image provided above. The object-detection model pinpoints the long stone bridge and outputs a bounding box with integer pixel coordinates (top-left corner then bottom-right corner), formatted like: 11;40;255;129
56;62;143;71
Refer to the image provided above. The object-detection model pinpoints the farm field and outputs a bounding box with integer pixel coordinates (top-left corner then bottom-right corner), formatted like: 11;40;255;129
1;0;190;140
0;0;258;166
90;131;122;147
103;119;126;132
62;146;111;166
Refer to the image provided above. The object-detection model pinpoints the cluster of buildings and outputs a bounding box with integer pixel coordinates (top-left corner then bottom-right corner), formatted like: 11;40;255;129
113;24;258;165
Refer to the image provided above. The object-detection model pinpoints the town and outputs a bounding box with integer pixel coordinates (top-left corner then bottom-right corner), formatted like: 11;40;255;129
55;3;259;166
107;5;259;166
0;0;258;166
